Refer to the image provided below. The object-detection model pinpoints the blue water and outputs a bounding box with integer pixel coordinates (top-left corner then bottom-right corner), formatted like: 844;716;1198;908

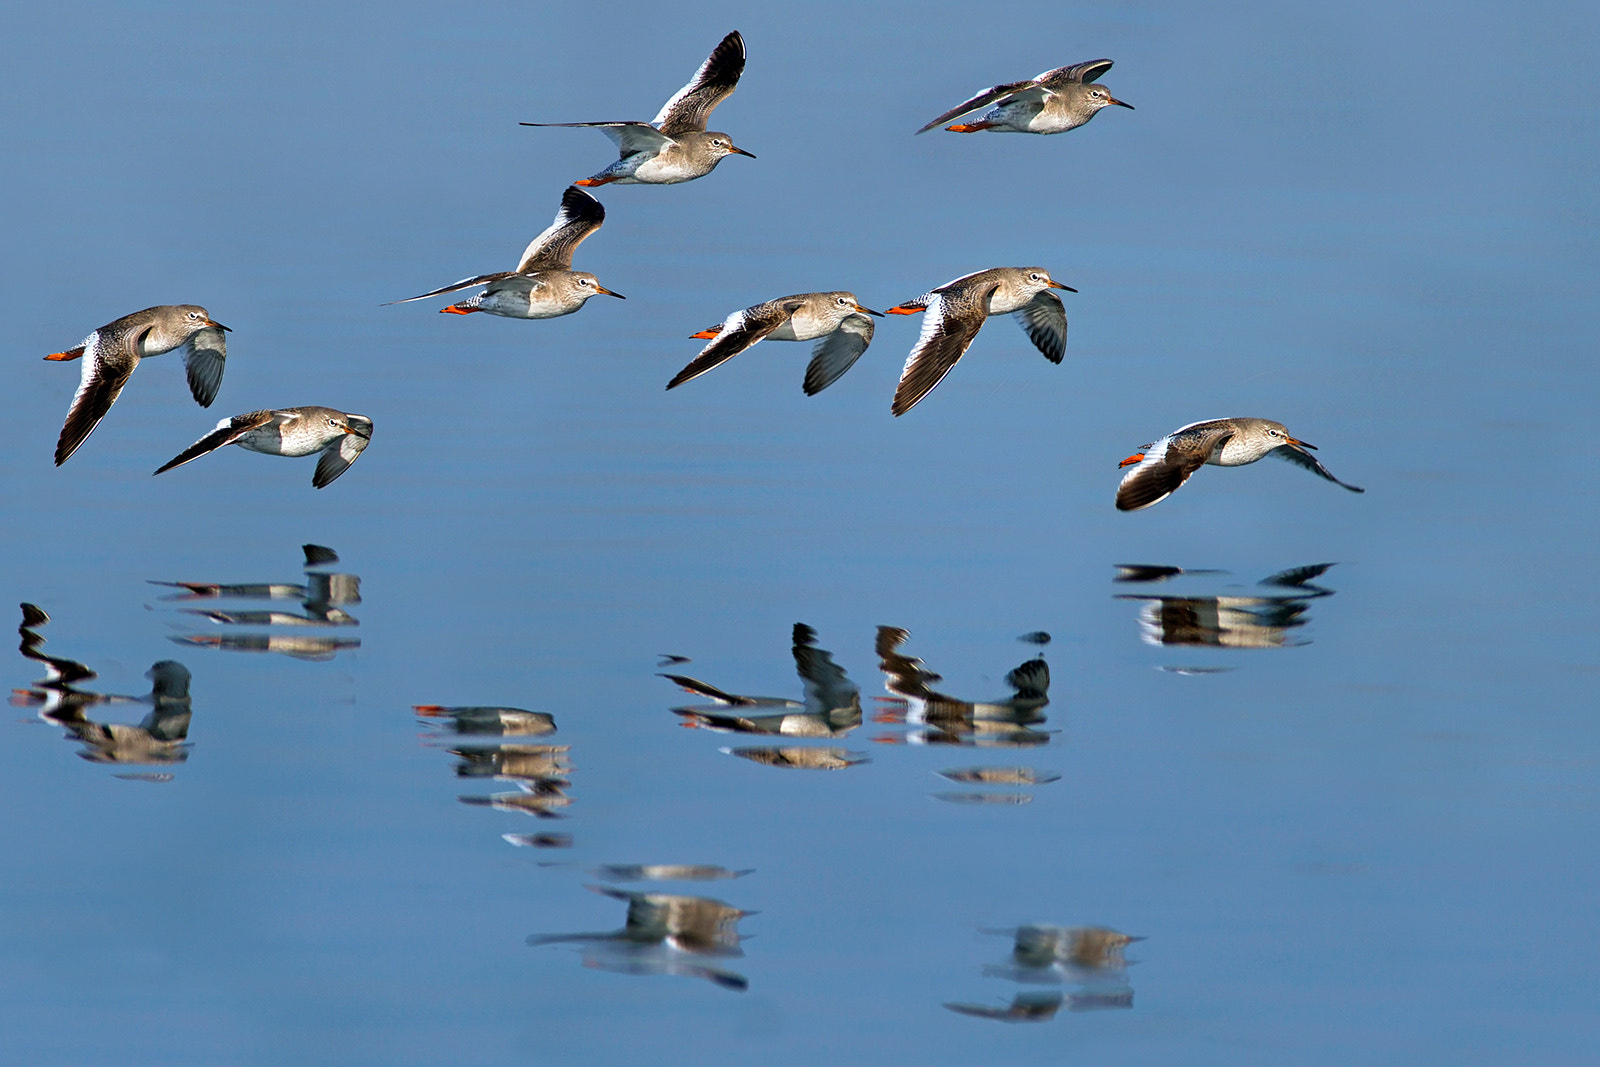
2;2;1596;1064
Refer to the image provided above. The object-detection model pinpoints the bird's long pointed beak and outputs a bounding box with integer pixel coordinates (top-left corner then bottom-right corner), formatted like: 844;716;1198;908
343;424;371;440
731;146;756;158
1286;436;1316;450
597;286;625;299
204;318;231;332
854;304;885;317
1118;452;1146;468
1049;280;1078;293
1109;97;1135;110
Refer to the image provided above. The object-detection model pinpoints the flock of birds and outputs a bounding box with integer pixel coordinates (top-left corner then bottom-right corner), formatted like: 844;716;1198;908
43;30;1362;509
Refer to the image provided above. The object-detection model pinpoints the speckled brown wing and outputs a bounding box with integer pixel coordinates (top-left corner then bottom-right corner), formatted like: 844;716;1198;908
1115;423;1235;511
666;299;804;390
890;282;997;416
516;185;606;272
653;31;746;135
54;330;142;465
154;410;279;475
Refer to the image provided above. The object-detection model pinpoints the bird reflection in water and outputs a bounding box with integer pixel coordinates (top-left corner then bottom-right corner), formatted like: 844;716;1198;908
413;704;575;834
154;543;360;661
946;925;1141;1022
13;603;193;777
873;627;1052;747
528;885;753;991
594;864;752;883
663;623;869;769
1116;562;1339;652
933;764;1061;805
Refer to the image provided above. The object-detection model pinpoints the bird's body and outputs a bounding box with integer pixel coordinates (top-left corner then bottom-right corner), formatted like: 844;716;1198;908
885;267;1074;415
667;291;881;393
1115;418;1364;511
521;31;754;186
154;406;372;488
918;59;1132;135
46;305;230;465
389;185;622;317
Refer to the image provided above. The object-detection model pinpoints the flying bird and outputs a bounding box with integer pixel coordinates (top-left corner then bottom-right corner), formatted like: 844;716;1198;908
154;407;372;488
521;31;754;186
917;58;1132;135
1115;418;1364;511
667;292;881;393
386;185;623;317
884;267;1074;415
46;305;229;465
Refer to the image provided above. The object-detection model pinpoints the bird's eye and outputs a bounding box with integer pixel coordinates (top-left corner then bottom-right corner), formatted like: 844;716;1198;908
1030;273;1042;281
579;278;591;286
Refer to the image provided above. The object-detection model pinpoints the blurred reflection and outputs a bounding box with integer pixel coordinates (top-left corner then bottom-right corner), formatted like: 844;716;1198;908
450;744;570;779
528;885;753;991
417;705;556;737
595;865;752;883
154;543;360;660
935;765;1058;805
664;624;869;769
872;627;1052;747
721;745;869;769
946;924;1140;1023
939;767;1060;785
944;991;1064;1022
1113;564;1224;584
413;702;575;839
13;603;194;774
503;833;574;849
1115;562;1338;650
458;779;572;818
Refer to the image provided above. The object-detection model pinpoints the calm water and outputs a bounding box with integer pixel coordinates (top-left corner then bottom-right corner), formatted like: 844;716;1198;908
3;2;1597;1064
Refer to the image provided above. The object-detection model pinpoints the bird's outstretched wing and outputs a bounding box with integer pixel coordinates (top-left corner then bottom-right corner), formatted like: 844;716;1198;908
1012;291;1067;364
803;313;874;395
154;410;281;475
1035;58;1115;88
517;185;606;272
53;330;142;466
891;284;996;415
181;326;228;407
654;31;746;135
384;271;519;305
312;420;373;489
915;78;1039;134
1115;424;1236;511
1271;445;1365;493
521;121;672;158
666;299;804;390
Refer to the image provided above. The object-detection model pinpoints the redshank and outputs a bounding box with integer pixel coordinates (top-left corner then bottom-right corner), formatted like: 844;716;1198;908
387;185;622;317
666;292;881;393
1115;418;1364;511
154;406;372;488
521;31;754;186
884;267;1074;415
46;305;229;465
917;58;1132;135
